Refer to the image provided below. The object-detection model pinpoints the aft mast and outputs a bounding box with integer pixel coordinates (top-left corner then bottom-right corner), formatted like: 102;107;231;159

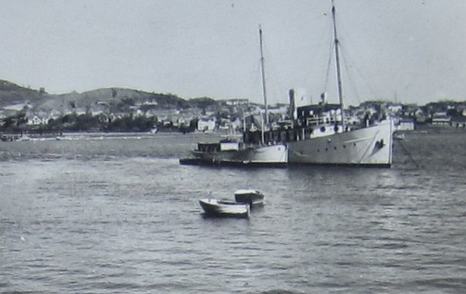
259;25;269;127
331;0;346;130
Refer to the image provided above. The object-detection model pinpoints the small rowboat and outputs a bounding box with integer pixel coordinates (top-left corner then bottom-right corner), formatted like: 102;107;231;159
199;199;249;218
234;189;264;206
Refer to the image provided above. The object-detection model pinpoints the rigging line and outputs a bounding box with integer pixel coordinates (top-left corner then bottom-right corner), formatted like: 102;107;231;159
261;35;285;104
250;61;259;100
305;13;332;96
244;54;262;105
332;12;380;101
339;43;361;105
339;41;378;100
252;60;263;103
323;35;334;94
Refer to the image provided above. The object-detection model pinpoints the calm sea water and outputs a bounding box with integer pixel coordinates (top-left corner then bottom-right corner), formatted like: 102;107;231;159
1;130;466;293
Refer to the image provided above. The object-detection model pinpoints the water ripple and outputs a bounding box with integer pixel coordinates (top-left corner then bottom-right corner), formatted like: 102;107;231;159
1;132;466;293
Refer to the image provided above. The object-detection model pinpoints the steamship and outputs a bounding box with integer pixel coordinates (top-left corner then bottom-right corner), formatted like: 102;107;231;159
284;0;393;166
180;0;393;167
284;90;393;167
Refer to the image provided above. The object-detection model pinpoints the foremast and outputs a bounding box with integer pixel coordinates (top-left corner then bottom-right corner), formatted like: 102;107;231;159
331;0;346;131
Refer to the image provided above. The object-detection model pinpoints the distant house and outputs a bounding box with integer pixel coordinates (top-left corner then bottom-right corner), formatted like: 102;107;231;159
346;115;361;126
218;118;231;130
49;110;62;120
4;103;27;111
364;107;378;116
175;118;187;127
432;112;451;126
225;99;249;106
454;104;466;117
387;104;403;114
268;104;289;117
26;115;47;126
413;108;427;123
143;99;158;106
231;117;243;131
162;120;172;127
134;109;144;117
144;109;158;118
197;117;216;132
395;118;415;131
74;108;87;116
451;116;466;128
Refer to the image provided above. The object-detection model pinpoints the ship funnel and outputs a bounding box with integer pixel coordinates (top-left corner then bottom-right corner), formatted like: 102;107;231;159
320;92;327;104
289;89;295;120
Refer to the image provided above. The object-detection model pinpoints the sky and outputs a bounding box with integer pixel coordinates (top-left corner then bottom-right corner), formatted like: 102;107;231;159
1;0;466;106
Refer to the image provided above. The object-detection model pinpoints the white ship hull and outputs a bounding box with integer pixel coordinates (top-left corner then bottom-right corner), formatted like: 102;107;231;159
181;143;287;166
214;144;288;165
233;144;288;164
288;120;393;166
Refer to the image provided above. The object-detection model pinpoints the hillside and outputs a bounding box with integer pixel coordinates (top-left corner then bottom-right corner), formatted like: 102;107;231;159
0;79;214;113
33;88;191;113
0;80;46;108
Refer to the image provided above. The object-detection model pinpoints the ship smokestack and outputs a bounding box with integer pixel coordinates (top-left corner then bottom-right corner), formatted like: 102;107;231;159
289;89;295;120
320;92;327;104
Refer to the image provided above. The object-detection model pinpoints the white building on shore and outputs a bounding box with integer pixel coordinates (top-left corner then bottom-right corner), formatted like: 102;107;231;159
197;117;216;132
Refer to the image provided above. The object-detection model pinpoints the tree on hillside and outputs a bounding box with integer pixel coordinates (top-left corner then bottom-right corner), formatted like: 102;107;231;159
0;111;28;132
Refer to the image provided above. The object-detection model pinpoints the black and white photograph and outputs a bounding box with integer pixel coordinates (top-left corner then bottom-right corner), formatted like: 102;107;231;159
1;0;466;292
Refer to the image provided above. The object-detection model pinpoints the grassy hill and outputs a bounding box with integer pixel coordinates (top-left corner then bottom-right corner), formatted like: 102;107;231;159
0;80;46;108
0;79;215;113
33;88;191;113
